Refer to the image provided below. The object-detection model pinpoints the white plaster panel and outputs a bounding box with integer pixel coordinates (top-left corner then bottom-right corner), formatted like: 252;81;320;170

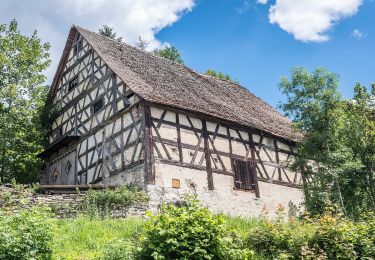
206;121;218;132
164;111;176;123
221;156;232;171
154;142;168;159
229;129;239;139
158;124;177;141
277;141;290;151
117;100;125;111
180;129;199;146
181;148;195;164
178;114;190;127
232;141;247;157
151;107;164;119
210;136;229;153
190;117;202;129
101;163;145;186
124;146;135;165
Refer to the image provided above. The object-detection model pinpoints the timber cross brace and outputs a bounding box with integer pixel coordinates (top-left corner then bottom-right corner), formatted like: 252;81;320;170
144;103;304;192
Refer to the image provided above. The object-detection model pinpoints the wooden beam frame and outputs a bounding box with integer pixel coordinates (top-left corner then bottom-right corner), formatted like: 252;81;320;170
202;120;214;190
143;104;154;184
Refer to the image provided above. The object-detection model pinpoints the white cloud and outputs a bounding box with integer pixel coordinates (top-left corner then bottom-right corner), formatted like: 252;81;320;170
352;29;366;39
235;1;254;14
269;0;363;42
256;0;268;4
0;0;195;82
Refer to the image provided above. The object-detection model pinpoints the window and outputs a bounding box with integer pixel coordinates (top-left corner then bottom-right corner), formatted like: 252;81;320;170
93;98;103;114
56;127;63;139
232;158;258;191
108;140;120;154
73;39;83;56
65;160;72;175
52;168;59;180
68;76;79;91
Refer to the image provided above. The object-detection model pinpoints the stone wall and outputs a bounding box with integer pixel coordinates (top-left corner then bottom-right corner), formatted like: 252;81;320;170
150;161;304;218
0;185;148;218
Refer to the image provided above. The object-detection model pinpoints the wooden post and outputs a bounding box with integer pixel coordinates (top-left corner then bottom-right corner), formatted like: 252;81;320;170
274;140;282;181
249;132;260;198
176;112;183;163
143;104;155;184
202;120;214;190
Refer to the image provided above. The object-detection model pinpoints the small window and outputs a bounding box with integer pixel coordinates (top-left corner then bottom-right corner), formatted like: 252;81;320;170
52;168;59;180
126;93;135;99
65;161;72;175
68;76;79;91
232;158;257;191
73;39;83;56
109;141;120;154
56;127;63;139
93;98;103;114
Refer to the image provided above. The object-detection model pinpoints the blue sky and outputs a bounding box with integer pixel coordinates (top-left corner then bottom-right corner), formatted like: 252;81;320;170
0;0;374;108
156;0;375;106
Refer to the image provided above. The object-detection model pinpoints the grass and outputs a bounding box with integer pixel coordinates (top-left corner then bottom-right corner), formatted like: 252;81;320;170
51;216;146;259
50;215;261;259
225;216;262;238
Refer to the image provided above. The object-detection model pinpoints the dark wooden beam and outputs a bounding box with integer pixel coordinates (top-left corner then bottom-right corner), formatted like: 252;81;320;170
143;104;154;184
175;112;183;163
202;120;214;190
274;140;282;181
249;132;260;198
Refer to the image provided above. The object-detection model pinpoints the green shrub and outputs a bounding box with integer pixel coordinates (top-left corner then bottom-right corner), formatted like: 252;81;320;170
306;214;357;259
246;218;312;259
246;212;375;260
102;239;137;260
350;213;375;259
0;207;52;259
82;185;149;218
138;195;251;260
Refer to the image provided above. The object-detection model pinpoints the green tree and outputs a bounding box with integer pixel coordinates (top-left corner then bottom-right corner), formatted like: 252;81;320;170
135;36;150;51
153;45;184;64
0;20;51;183
205;69;239;84
279;67;375;217
98;25;122;42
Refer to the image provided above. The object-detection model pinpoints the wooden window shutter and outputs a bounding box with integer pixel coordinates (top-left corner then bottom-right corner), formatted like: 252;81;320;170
232;158;258;192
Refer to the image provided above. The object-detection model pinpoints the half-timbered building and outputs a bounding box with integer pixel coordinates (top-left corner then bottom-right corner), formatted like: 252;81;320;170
39;26;305;217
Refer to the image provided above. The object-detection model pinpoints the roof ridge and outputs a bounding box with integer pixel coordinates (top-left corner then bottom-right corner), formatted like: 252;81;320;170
74;25;189;68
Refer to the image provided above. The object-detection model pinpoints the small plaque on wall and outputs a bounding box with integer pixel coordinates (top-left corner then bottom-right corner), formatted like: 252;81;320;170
172;178;180;189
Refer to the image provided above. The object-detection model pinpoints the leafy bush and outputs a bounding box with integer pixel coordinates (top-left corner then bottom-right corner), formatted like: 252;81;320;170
0;207;52;259
247;218;312;259
102;239;137;260
246;212;375;260
354;213;375;258
138;195;251;260
305;214;357;259
82;185;149;218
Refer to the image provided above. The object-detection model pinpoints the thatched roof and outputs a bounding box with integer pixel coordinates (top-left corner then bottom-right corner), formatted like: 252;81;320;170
49;26;301;142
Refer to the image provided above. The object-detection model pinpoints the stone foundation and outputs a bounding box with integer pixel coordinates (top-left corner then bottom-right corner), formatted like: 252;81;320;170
0;185;148;218
149;162;304;218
